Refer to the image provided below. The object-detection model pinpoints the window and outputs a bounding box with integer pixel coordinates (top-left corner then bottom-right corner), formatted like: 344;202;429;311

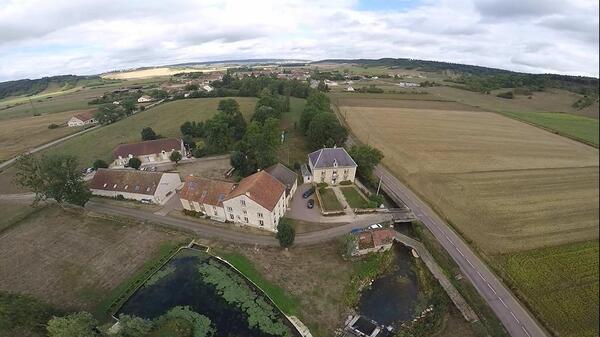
113;184;117;188
124;185;128;190
244;217;249;223
259;220;264;226
257;212;263;218
240;199;246;206
227;207;233;211
103;183;107;187
243;210;247;215
230;214;234;220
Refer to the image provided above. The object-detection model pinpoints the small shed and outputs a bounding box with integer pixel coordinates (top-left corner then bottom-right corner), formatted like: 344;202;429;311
300;164;312;184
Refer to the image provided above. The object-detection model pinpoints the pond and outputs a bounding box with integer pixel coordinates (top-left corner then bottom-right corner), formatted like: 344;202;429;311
357;245;421;328
117;249;299;337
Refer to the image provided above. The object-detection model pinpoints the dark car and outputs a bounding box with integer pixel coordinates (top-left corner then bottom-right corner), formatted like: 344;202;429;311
307;199;315;209
302;187;315;198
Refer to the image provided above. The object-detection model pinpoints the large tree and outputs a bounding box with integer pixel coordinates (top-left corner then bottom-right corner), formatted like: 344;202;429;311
306;113;348;150
233;118;280;176
94;104;124;124
115;314;153;337
170;151;182;164
217;98;240;115
141;127;158;141
128;157;142;170
203;112;234;153
47;312;101;337
348;144;384;182
15;154;91;206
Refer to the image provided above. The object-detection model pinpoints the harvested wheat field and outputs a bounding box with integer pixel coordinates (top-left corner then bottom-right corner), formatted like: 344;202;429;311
338;97;599;337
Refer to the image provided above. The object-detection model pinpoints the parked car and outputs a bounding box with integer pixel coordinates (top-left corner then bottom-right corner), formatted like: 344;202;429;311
140;199;152;204
368;223;383;230
150;166;157;171
350;228;363;234
302;187;315;198
85;167;94;174
307;199;315;209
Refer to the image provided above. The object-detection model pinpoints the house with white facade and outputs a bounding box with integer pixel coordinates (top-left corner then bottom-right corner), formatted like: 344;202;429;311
67;110;98;127
137;95;154;103
89;169;181;204
222;171;286;231
307;147;358;185
111;138;186;168
179;176;235;222
179;170;287;232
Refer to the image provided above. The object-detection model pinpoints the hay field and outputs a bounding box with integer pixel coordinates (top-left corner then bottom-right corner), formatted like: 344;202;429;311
338;97;599;337
340;103;598;252
427;86;599;119
44;97;256;166
102;67;225;79
0;109;88;161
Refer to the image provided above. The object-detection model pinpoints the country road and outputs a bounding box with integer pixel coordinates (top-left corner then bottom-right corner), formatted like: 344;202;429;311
374;165;549;337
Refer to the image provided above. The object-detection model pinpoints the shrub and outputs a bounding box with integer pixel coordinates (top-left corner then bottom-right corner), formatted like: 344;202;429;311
317;182;328;188
48;123;60;129
128;157;142;170
339;180;353;186
92;159;108;169
276;221;295;248
192;147;205;158
496;91;514;99
183;209;203;217
369;194;385;207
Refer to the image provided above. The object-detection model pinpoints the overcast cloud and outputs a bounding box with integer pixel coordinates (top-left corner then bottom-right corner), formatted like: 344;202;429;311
0;0;597;81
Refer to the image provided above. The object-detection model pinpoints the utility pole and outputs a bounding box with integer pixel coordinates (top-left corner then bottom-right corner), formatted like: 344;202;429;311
376;177;382;195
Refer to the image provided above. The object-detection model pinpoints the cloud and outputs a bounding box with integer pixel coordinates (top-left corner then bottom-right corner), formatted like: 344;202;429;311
0;0;597;81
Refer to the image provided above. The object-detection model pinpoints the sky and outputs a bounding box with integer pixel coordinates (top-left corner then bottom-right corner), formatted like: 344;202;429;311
0;0;598;81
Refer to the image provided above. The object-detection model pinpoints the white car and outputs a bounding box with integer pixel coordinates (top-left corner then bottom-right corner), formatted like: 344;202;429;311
368;224;383;230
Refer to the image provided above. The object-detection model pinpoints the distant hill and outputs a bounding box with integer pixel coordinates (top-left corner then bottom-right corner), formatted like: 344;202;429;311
314;58;599;96
0;75;98;100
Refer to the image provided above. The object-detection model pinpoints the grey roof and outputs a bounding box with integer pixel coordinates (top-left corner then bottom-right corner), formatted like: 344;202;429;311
265;163;297;196
308;147;357;169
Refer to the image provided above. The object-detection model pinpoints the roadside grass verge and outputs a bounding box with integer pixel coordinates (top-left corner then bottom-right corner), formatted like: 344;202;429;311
318;188;344;212
217;252;300;315
494;240;599;337
412;221;510;337
501;111;599;147
340;186;369;209
95;241;184;319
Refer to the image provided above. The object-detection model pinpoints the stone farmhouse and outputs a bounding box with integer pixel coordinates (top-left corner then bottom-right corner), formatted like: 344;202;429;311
89;169;181;205
67;110;98;127
111;138;186;168
307;147;357;185
180;168;295;231
264;163;298;204
352;228;395;256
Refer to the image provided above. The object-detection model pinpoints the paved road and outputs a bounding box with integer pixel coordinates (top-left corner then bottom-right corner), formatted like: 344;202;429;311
374;166;549;337
0;125;98;170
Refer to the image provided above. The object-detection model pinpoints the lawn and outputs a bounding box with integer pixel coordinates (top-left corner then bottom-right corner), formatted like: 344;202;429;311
340;186;369;209
278;97;308;166
496;240;599;337
318;188;344;211
0;203;189;316
43;97;256;167
502;111;599;146
217;252;300;315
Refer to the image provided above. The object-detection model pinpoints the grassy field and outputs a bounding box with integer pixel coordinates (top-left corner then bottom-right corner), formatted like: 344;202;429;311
278;97;309;166
102;67;225;79
0;109;88;161
502;111;599;146
496;240;599;337
337;96;599;337
340;186;369;209
0;203;189;314
318;188;344;211
427;86;599;119
44;97;256;167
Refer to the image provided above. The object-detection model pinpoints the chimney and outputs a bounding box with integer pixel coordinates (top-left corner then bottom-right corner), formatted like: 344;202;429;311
245;192;251;197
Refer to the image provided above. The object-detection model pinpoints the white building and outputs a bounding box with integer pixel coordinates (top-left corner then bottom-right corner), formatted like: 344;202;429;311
137;95;154;103
307;147;358;185
202;84;214;92
89;169;181;205
67;110;98;127
111;138;186;168
180;170;289;232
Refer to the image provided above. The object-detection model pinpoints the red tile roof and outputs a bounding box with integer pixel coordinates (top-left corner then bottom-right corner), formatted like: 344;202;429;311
72;110;96;122
88;169;163;196
113;138;181;159
180;175;235;207
357;228;395;250
225;170;286;211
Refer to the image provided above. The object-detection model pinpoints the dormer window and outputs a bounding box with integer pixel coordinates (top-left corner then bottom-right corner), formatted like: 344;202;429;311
113;184;117;188
124;185;128;189
333;159;338;167
103;183;107;187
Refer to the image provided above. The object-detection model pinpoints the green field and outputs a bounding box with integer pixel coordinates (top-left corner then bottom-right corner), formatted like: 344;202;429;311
340;186;369;209
43;97;257;167
502;111;599;146
318;188;343;211
496;240;599;337
279;97;308;166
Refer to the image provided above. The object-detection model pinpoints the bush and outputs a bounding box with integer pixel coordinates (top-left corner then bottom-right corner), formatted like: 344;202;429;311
48;123;60;129
317;182;328;188
192;147;206;158
183;209;203;217
92;159;108;169
496;91;514;99
368;194;385;207
276;221;295;248
339;180;353;186
128;157;142;170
